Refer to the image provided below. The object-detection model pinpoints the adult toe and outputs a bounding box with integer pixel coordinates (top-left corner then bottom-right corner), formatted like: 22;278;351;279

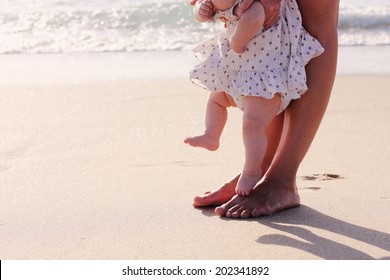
193;191;212;206
240;208;252;219
215;195;242;216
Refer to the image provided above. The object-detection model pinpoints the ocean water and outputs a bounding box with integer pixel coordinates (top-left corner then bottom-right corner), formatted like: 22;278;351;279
1;0;390;54
0;0;389;82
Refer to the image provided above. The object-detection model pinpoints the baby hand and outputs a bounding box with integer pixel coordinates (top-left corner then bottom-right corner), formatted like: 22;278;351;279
195;0;215;22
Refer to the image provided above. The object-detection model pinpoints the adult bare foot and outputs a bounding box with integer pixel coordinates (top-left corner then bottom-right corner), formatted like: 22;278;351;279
215;176;300;218
193;175;239;206
184;134;219;151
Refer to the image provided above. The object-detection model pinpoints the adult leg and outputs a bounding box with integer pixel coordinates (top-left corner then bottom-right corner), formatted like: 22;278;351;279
216;0;340;218
184;91;233;151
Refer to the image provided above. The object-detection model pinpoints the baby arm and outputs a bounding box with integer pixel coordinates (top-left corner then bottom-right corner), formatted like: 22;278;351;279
230;0;265;53
194;0;215;22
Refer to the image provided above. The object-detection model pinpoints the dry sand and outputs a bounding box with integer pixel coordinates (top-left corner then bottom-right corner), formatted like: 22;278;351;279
0;76;389;259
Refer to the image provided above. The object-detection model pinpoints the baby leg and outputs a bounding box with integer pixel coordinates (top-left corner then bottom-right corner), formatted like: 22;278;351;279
236;95;281;196
184;91;236;151
230;0;265;53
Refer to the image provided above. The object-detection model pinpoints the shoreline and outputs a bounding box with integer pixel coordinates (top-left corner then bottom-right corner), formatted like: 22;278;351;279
0;46;389;84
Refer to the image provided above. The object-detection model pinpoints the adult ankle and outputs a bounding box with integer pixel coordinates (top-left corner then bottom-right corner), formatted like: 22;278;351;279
263;168;297;190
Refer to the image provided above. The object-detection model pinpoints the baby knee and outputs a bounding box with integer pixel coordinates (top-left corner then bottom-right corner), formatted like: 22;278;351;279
211;92;236;107
242;113;267;132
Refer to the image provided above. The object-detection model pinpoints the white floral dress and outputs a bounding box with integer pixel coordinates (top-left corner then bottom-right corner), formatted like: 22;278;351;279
190;0;324;112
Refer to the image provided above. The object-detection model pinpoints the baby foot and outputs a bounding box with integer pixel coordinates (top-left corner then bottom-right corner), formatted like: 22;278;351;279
184;134;219;151
235;170;262;196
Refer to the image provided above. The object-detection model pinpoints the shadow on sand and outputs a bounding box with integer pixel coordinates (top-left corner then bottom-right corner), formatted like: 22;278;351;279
200;205;390;259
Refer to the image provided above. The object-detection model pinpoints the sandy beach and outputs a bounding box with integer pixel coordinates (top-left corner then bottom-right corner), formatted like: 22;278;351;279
0;74;389;260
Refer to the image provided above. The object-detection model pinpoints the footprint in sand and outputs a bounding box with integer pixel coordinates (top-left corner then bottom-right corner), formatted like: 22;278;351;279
301;173;345;181
301;186;322;191
299;173;344;191
0;164;11;172
0;147;28;160
0;146;28;172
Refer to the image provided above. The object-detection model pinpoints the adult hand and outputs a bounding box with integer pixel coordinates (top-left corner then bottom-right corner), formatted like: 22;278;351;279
237;0;281;29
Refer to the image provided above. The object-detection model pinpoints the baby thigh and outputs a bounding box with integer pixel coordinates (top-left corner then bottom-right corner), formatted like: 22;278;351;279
242;95;281;131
